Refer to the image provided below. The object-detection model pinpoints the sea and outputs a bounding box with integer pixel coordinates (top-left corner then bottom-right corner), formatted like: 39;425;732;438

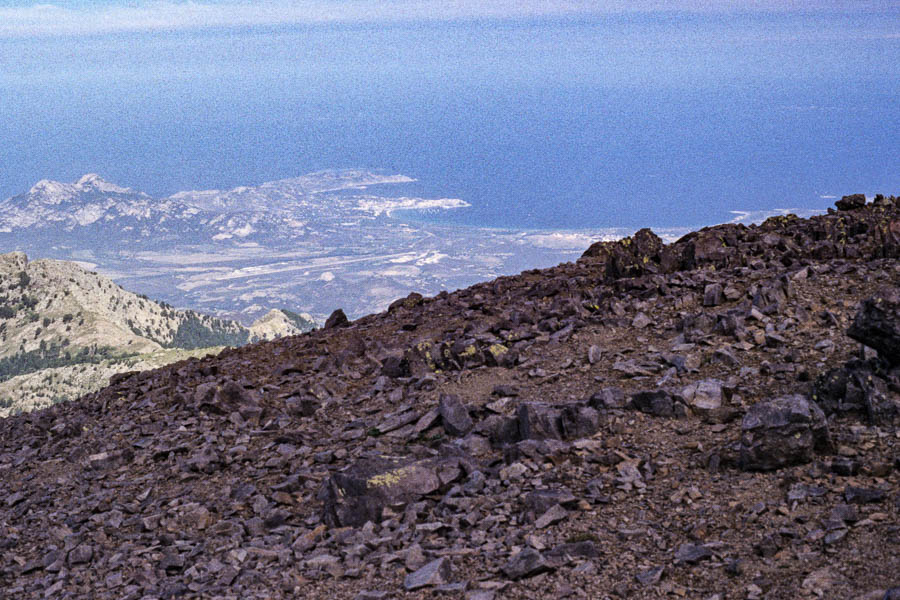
1;10;898;231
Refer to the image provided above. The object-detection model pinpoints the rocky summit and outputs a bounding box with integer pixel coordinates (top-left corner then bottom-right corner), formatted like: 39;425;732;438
2;194;900;599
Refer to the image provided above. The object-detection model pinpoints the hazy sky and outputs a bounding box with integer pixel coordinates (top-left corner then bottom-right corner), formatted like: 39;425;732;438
2;0;897;37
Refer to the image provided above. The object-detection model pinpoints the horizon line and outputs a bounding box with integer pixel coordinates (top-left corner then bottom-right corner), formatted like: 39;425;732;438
1;1;897;39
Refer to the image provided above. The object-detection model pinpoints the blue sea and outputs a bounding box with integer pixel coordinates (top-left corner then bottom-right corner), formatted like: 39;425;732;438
1;10;898;230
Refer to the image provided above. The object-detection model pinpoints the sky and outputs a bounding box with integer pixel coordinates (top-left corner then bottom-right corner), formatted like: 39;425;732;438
1;0;898;37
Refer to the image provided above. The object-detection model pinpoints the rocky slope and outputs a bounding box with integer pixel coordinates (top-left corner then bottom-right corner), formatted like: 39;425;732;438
1;195;899;599
0;252;315;416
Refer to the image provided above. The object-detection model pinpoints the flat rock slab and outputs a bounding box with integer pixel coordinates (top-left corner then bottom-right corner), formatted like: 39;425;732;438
525;489;578;514
845;486;886;504
319;455;463;527
404;557;452;590
636;565;665;586
545;541;602;568
534;504;568;529
502;548;552;580
675;544;713;565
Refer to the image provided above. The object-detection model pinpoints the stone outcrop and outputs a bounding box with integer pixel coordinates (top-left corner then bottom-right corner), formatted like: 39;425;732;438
739;395;831;471
848;287;900;365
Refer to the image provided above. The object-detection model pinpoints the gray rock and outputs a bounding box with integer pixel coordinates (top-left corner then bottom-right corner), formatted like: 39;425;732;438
848;288;900;365
517;403;565;440
435;582;468;594
589;387;626;410
636;565;664;586
844;486;886;504
739;395;832;471
813;363;897;424
439;394;474;437
525;489;578;514
404;557;452;590
67;544;93;566
824;529;847;545
830;503;859;523
413;408;441;435
492;384;519;397
545;541;601;567
319;456;461;527
711;348;741;367
381;355;410;379
306;554;341;570
674;544;713;564
405;543;427;571
629;390;675;417
632;312;653;329
502;548;552;580
478;414;521;445
588;345;602;364
681;379;723;413
534;504;568;529
703;283;724;307
462;470;487;495
560;404;601;439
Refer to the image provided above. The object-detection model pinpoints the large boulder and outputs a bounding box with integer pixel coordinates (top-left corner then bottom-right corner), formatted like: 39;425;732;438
438;394;474;437
319;456;464;527
323;308;350;329
835;194;866;211
580;228;665;279
848;288;900;366
629;390;675;417
516;402;600;441
739;395;832;471
813;361;898;424
517;403;564;441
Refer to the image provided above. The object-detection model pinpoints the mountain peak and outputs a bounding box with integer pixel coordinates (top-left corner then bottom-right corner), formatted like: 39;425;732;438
76;173;105;186
23;174;133;202
75;173;132;194
27;179;72;198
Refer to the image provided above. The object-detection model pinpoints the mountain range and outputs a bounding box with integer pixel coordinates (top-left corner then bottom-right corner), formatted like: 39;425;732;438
0;171;624;323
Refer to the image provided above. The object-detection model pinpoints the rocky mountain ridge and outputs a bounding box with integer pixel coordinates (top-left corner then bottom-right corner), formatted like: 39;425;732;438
0;252;314;416
1;194;899;599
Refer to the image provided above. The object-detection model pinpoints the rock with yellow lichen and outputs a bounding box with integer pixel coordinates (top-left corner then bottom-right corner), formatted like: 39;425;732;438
319;455;466;527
